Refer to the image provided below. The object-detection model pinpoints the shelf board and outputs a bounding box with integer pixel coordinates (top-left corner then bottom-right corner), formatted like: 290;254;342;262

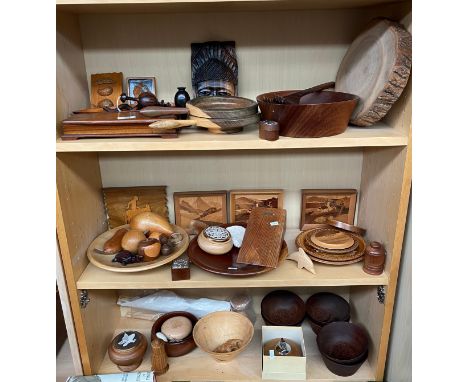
57;0;407;13
77;229;388;289
57;124;407;153
98;316;375;381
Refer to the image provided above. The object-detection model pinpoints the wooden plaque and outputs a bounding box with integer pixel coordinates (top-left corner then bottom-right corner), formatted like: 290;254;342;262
102;186;169;229
237;207;286;268
90;72;123;108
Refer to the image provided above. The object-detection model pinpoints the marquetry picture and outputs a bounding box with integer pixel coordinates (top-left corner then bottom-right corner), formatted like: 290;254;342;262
102;186;169;229
90;72;123;108
300;189;357;228
229;189;284;223
173;191;228;229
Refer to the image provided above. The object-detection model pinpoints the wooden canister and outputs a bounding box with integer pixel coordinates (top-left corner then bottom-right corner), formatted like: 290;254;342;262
151;338;169;375
363;241;386;275
108;331;147;372
259;120;279;141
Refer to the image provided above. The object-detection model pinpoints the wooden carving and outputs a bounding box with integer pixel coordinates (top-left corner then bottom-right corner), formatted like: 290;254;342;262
90;72;123;108
287;248;316;274
102;186;169;229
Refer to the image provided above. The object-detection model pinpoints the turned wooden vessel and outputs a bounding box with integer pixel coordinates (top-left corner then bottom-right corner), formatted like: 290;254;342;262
363;241;386;275
151;338;169;375
197;226;233;255
259;120;279;141
108;331;147;372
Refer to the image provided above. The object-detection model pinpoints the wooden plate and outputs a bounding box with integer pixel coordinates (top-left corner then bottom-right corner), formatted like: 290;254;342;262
307;255;363;266
327;219;367;236
187;96;258;119
296;231;365;263
188;236;288;277
87;224;189;273
308;228;354;250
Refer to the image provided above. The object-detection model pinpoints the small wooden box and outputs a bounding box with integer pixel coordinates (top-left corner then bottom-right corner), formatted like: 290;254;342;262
261;326;307;380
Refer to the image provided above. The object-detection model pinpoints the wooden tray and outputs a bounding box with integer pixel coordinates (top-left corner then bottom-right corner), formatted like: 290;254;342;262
87;224;189;273
188;235;288;277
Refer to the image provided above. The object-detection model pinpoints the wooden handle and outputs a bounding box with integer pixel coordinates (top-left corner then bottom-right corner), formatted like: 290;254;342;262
149;120;197;130
289;82;336;99
140;106;189;117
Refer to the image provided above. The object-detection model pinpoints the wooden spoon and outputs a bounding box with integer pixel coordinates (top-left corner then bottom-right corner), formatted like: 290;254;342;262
267;81;336;104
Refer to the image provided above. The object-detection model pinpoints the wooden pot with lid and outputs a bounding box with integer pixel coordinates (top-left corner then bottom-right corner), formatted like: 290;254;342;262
108;330;148;371
363;241;386;275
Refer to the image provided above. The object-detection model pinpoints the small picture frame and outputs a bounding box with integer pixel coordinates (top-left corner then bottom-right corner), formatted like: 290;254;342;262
127;77;157;99
173;191;228;230
300;189;357;229
229;189;284;223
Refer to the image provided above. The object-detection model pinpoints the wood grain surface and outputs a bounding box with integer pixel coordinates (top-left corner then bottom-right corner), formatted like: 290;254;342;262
237;207;286;268
335;19;412;126
310;229;354;250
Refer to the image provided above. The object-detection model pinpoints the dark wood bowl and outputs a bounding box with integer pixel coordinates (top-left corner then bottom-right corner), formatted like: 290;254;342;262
151;311;198;357
257;90;358;138
320;350;368;377
306;292;351;325
317;322;369;365
261;290;306;326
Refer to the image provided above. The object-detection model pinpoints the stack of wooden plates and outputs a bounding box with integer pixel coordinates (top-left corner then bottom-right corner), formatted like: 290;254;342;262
295;225;365;265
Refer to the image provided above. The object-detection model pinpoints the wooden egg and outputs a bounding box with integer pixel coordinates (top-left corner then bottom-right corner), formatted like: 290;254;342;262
161;316;193;342
121;229;146;254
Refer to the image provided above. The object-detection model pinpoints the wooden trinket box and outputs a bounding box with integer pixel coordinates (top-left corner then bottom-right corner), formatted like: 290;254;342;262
107;331;148;372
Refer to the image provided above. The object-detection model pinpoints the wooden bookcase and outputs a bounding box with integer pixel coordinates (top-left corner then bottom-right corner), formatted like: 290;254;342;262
56;1;412;380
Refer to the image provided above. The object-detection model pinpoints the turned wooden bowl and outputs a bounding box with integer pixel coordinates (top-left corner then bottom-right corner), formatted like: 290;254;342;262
261;290;306;326
306;292;350;333
317;322;369;376
193;311;254;362
257;90;358;138
151;311;198;357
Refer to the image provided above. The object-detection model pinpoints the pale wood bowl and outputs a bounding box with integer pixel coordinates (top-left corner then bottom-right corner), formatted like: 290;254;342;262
193;311;254;362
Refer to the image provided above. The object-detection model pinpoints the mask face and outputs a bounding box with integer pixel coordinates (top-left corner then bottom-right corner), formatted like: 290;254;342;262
196;81;236;97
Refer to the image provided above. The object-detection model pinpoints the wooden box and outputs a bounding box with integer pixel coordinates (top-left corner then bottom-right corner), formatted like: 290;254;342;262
261;326;307;380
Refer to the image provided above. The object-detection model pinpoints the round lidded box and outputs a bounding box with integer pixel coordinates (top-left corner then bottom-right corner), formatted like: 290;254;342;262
197;226;233;255
259;120;279;141
108;331;148;371
363;241;386;275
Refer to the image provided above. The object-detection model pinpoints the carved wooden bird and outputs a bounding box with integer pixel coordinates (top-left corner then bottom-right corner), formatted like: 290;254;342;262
287;248;316;274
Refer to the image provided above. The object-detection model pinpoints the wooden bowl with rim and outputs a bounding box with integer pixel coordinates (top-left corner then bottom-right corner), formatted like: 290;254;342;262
193;311;254;362
151;311;198;357
306;292;351;333
261;290;306;326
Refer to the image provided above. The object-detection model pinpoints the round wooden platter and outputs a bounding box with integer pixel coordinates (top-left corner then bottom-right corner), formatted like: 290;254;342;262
296;231;365;263
327;219;367;236
305;232;359;254
335;18;412;127
188;236;288;277
309;228;354;250
87;224;189;273
187;96;258;119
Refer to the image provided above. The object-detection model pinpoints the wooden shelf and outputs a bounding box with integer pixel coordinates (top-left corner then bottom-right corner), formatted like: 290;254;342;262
57;0;407;13
77;229;388;289
57;124;407;153
98;316;375;381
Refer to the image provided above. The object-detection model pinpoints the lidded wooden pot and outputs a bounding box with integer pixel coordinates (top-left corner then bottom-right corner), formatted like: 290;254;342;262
197;226;233;255
363;241;386;275
108;331;148;371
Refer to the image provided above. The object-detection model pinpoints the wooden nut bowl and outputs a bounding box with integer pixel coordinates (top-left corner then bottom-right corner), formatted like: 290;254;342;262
306;292;351;332
151;311;198;357
193;311;254;362
261;290;306;326
257;90;358;138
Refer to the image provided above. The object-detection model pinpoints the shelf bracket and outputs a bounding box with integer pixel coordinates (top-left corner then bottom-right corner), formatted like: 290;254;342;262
377;285;386;304
79;290;90;309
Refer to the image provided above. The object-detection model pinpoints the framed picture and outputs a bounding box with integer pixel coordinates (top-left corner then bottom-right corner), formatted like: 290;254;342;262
300;189;357;229
127;77;157;99
229;189;284;223
173;191;228;230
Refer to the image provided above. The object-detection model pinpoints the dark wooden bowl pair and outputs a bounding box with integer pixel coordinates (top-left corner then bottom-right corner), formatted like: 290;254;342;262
261;290;306;326
257;90;358;138
317;322;369;377
306;292;350;334
151;311;198;357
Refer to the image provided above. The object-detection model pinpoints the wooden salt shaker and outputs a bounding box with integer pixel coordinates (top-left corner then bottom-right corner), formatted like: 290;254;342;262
363;241;386;275
151;338;169;375
259;120;279;141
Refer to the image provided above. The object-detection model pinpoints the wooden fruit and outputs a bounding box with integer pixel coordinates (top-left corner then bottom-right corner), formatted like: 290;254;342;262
138;238;161;261
130;212;173;235
121;229;146;253
103;228;128;255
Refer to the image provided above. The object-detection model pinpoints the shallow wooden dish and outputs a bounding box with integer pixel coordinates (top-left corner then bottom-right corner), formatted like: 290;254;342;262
87;224;189;273
188;230;288;277
151;311;198;357
187;96;258;119
193;311;254;362
257;90;358;138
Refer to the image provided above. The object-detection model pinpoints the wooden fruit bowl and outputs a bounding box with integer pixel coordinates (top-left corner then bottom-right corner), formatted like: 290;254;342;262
257;90;358;138
193;311;254;362
87;224;189;273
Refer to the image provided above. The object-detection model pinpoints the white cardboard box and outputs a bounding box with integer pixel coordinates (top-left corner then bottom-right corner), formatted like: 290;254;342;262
261;326;307;380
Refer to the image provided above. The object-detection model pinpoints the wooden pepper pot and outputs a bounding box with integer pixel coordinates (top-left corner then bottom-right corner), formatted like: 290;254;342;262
363;241;386;275
108;331;148;372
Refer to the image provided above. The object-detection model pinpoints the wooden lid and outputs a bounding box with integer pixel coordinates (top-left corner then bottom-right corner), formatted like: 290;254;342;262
327;219;366;236
259;120;279;132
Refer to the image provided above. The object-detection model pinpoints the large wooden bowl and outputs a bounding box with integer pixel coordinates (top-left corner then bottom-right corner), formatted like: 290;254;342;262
193;311;254;362
257;90;358;138
306;292;350;334
87;224;189;273
261;290;306;326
